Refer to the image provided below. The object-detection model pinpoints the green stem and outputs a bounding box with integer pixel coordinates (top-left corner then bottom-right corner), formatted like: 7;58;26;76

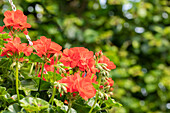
38;62;44;92
89;75;102;113
49;67;57;105
36;63;40;76
16;61;20;102
67;98;72;113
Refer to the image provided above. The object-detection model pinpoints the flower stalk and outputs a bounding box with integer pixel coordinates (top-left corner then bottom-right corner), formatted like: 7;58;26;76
16;60;20;102
67;97;73;113
38;62;45;92
49;67;57;105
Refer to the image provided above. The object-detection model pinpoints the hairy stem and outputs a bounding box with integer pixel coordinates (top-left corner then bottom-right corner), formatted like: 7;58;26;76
16;61;20;102
38;62;44;92
67;98;72;113
49;67;57;105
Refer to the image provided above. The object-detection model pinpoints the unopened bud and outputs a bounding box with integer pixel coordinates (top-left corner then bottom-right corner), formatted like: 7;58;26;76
54;54;58;62
109;87;114;92
104;93;108;100
109;92;113;96
99;91;104;98
98;65;103;71
95;50;103;57
99;85;104;89
61;68;66;73
102;66;110;72
61;85;67;93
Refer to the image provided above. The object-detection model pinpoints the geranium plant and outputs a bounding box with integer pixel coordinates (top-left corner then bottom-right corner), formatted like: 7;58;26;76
0;3;121;113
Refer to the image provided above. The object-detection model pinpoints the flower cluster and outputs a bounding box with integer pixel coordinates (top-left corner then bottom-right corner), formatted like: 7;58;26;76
3;10;31;32
59;47;97;73
1;37;33;57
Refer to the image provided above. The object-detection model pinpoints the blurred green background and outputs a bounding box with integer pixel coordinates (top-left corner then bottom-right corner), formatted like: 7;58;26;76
0;0;170;112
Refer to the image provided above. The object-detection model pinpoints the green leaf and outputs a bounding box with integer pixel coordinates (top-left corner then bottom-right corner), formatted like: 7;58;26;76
0;33;11;39
0;58;10;69
8;103;22;113
28;53;43;63
19;79;38;96
44;72;62;83
2;103;22;113
87;98;100;111
0;86;7;96
34;77;51;91
54;99;64;108
20;97;49;112
103;97;122;108
92;83;100;90
61;105;77;113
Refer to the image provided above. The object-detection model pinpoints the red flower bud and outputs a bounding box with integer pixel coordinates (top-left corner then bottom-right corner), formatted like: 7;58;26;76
99;85;104;89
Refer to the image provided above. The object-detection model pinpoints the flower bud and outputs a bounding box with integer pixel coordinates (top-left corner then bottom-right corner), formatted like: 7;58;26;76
61;85;67;93
104;93;108;100
109;92;113;96
99;85;104;89
95;50;103;57
109;87;114;92
64;100;68;104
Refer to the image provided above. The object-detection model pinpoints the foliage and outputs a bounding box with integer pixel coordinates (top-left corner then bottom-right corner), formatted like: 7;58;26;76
0;0;170;113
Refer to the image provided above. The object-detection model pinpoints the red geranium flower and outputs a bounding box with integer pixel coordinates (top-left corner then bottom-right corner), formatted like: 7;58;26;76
3;10;31;30
75;76;96;101
58;72;96;101
98;55;116;70
1;37;33;57
33;36;62;57
58;73;80;93
60;47;97;73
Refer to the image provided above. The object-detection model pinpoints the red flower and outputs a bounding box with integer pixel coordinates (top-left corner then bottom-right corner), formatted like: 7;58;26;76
58;73;80;93
98;55;116;70
3;10;31;30
105;78;114;87
33;36;62;57
1;37;33;57
76;76;96;101
60;47;97;73
58;72;96;101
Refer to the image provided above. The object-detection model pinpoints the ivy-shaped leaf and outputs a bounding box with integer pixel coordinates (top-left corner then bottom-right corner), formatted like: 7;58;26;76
20;97;49;112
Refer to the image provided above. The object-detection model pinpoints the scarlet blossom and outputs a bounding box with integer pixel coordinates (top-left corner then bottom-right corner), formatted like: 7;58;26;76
33;36;62;57
98;55;116;70
75;76;96;101
105;78;114;87
58;72;96;101
60;47;97;73
3;10;31;30
58;73;80;93
1;37;33;57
